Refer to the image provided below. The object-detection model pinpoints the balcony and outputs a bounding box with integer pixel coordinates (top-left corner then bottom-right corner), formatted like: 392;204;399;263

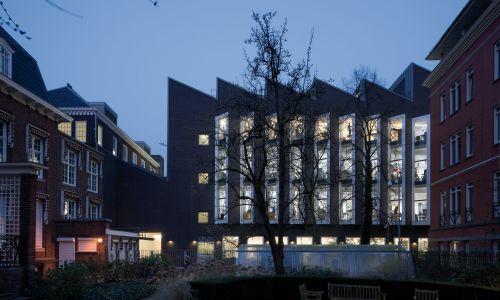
465;208;473;223
449;211;461;225
0;235;19;267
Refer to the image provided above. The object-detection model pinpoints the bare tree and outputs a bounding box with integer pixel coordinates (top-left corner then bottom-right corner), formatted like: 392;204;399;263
211;11;336;274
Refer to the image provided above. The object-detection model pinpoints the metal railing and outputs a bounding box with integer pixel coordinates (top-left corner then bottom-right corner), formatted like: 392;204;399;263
0;234;20;267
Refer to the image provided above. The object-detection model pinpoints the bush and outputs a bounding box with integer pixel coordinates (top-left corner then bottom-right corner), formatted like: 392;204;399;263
81;281;153;300
33;262;96;300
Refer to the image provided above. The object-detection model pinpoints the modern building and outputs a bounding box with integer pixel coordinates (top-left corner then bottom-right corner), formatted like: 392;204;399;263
160;63;432;255
424;0;500;253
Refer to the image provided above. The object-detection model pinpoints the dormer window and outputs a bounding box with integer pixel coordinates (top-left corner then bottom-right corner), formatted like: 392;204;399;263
0;40;13;78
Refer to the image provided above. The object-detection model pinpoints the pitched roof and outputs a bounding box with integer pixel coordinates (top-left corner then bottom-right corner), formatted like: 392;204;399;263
47;84;91;107
0;26;48;100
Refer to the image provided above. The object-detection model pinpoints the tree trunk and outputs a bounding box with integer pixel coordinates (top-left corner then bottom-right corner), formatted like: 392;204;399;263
360;144;373;244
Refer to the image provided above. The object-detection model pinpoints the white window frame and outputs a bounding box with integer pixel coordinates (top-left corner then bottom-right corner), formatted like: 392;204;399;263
122;145;128;162
75;121;87;143
465;181;473;223
63;148;77;186
132;152;138;164
449;186;461;225
466;68;473;102
88;159;99;193
440;142;446;170
64;198;78;220
0;39;13;78
449;80;460;115
140;159;145;168
440;94;446;122
112;136;118;156
215;113;229;224
27;133;45;179
87;203;100;219
449;132;461;166
466;124;473;158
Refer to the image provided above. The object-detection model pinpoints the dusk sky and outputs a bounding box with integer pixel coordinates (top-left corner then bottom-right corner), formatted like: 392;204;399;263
6;0;466;160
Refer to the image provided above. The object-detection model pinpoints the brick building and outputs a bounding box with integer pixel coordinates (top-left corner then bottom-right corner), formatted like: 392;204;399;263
423;0;500;252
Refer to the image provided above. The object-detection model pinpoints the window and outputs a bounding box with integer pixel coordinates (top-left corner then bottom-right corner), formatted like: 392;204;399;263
63;148;77;186
440;191;446;226
198;134;209;145
494;171;500;218
440;142;446;170
0;41;12;77
449;80;461;115
198;212;208;224
449;132;461;166
247;236;264;245
466;69;473;102
266;184;278;222
140;159;145;168
222;236;239;258
440;94;446;122
87;203;100;219
27;133;45;179
122;145;128;162
466;124;473;158
450;186;461;225
321;237;337;245
132;152;137;165
296;236;313;245
465;182;473;223
88;159;99;193
75;121;87;142
112;136;117;156
495;106;500;145
198;173;209;184
0;121;6;162
216;185;227;222
63;198;78;219
495;41;500;80
58;122;72;136
340;185;353;222
97;125;103;146
418;238;429;252
316;114;329;140
345;237;360;245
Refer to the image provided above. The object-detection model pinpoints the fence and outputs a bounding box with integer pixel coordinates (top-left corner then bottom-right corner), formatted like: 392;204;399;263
140;248;237;267
413;251;500;273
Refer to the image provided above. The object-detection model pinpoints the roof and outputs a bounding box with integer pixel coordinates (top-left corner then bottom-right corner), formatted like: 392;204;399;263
426;0;492;60
0;26;48;100
47;84;91;107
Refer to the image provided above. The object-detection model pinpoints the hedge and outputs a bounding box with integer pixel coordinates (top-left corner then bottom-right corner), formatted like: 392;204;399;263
190;276;500;300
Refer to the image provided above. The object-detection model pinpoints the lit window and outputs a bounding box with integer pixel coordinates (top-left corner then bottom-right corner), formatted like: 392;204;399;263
418;238;428;252
247;236;264;245
440;142;446;170
370;238;385;245
449;80;461;115
466;124;473;158
274;236;289;245
75;121;87;142
494;106;500;145
340;116;353;142
0;41;12;77
296;236;313;245
27;133;45;179
316;114;329;140
495;41;500;80
449;186;461;225
465;182;473;223
345;237;360;245
241;185;253;223
63;198;78;219
440;94;446;122
122;145;128;162
394;237;410;251
321;237;337;245
88;159;99;193
112;136;117;156
449;132;461;166
314;185;329;223
222;236;239;258
197;212;208;224
265;115;277;140
132;152;137;165
198;173;209;184
58;122;72;136
266;184;277;222
198;134;209;145
87;203;100;219
97;125;103;146
0;120;6;162
340;185;353;222
63;148;77;186
290;116;303;141
466;69;473;102
215;185;227;222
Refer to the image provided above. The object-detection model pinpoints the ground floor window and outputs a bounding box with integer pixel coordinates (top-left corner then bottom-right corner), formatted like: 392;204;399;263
247;236;264;245
222;236;239;258
139;232;162;257
369;237;385;245
197;242;214;263
418;238;428;252
321;237;337;245
394;237;410;251
345;237;360;245
296;236;313;245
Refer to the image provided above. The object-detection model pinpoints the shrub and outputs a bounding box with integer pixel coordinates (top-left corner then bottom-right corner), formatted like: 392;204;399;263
81;281;153;300
33;262;95;300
